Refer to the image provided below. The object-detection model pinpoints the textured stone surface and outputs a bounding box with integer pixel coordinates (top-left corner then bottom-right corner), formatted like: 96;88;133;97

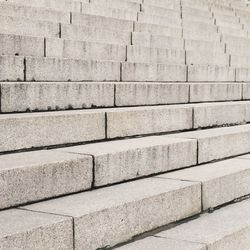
106;105;193;138
0;55;24;81
188;65;235;81
57;136;197;186
190;83;242;102
115;237;206;250
160;158;250;209
173;125;250;163
122;62;187;81
185;39;225;52
23;178;201;250
91;0;141;11
193;102;246;128
0;82;114;112
26;57;120;81
0;150;93;209
0;110;105;152
141;4;181;17
157;199;250;249
46;38;126;61
115;82;189;106
0;209;73;250
236;67;250;82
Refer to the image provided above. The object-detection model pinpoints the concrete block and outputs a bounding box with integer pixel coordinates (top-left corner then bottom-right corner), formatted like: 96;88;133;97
0;2;70;23
157;199;250;249
143;0;179;9
183;21;218;33
0;110;105;152
141;4;181;18
46;38;126;61
134;22;182;37
0;82;114;112
231;55;250;67
183;29;220;41
190;83;242;102
173;124;250;163
236;67;250;82
23;177;201;250
122;62;187;82
182;6;212;17
132;32;184;49
0;55;24;81
57;136;197;186
106;105;193;138
0;150;92;209
90;0;140;11
188;65;235;82
193;102;246;128
182;14;213;24
184;39;225;53
218;26;247;37
137;13;181;27
6;0;81;12
0;15;59;38
115;237;206;250
0;209;73;249
81;3;137;21
127;45;185;64
115;82;189;106
61;24;131;45
160;158;250;209
0;34;44;57
26;57;120;82
215;19;242;29
186;51;229;66
72;13;133;31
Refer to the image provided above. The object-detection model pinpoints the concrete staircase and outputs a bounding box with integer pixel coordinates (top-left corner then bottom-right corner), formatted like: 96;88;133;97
1;0;250;249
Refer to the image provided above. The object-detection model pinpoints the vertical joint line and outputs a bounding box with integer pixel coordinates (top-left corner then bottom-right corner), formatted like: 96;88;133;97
196;140;199;165
44;38;46;57
192;107;194;129
186;65;188;82
241;82;244;100
105;112;108;139
114;84;116;107
70;12;72;24
72;218;76;250
59;23;62;38
120;62;122;82
188;83;191;103
23;57;26;82
91;155;95;189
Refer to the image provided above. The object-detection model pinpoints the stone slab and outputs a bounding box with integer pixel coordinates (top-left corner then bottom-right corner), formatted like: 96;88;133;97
115;82;189;106
189;83;242;102
122;62;187;82
157;199;250;249
0;82;114;112
0;55;24;81
22;177;201;250
46;38;126;61
61;24;131;45
188;65;235;82
57;136;197;186
0;150;92;209
106;105;193;138
236;67;250;82
0;110;105;152
172;124;250;163
72;13;133;31
159;158;250;209
132;32;184;49
184;39;225;53
0;34;44;57
26;57;120;82
90;0;141;11
0;209;73;249
193;102;247;128
141;4;181;17
115;236;206;250
243;83;250;100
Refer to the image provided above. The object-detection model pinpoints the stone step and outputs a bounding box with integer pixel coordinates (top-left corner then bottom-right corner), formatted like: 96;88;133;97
132;32;184;49
0;110;105;152
184;39;225;53
61;23;131;45
186;50;229;65
218;25;247;37
21;177;201;250
0;15;59;38
0;0;82;12
0;2;70;23
134;22;182;37
90;0;141;11
25;57;120;82
183;29;220;41
182;6;212;17
116;198;250;249
71;13;134;31
143;0;180;9
0;82;244;112
141;4;181;17
172;124;250;163
126;45;185;64
80;3;137;21
231;54;250;67
0;209;73;249
121;62;186;81
236;67;250;82
56;136;197;187
159;155;250;210
0;150;93;209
